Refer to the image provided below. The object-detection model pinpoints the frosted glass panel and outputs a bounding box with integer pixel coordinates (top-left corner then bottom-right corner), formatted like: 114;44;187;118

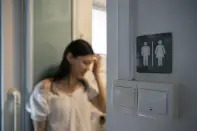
33;0;72;83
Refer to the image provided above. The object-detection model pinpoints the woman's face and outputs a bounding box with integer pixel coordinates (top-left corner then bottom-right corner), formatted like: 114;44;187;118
68;54;95;79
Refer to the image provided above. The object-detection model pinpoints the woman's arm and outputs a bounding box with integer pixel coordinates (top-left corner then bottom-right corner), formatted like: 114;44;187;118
33;120;47;131
92;74;106;113
90;55;106;113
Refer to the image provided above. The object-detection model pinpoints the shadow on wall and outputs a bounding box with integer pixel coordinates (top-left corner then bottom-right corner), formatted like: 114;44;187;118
34;42;62;84
38;65;58;81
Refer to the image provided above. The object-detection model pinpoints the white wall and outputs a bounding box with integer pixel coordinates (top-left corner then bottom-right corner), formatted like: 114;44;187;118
2;0;23;130
107;0;197;131
73;0;92;43
33;0;72;83
2;0;14;102
33;0;93;83
2;0;23;100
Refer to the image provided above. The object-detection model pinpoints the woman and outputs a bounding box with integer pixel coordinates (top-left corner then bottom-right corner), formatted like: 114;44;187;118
26;39;106;131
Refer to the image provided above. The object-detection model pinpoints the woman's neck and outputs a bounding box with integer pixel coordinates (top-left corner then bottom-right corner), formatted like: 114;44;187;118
58;74;78;89
67;74;78;86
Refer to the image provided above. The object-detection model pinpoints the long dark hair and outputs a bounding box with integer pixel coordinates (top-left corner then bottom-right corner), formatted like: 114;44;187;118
40;39;94;91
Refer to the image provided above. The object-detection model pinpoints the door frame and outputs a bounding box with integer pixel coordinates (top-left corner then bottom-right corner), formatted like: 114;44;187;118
0;0;2;130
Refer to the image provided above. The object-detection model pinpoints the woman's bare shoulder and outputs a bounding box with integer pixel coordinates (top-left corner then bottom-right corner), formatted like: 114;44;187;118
39;79;52;91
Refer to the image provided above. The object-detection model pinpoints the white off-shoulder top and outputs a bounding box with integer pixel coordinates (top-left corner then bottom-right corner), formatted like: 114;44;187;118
26;80;98;131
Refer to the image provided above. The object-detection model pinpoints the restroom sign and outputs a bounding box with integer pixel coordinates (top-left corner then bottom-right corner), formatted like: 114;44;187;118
136;33;172;73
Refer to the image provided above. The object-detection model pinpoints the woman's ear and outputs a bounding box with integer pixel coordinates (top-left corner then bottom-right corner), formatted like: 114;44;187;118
66;53;73;63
